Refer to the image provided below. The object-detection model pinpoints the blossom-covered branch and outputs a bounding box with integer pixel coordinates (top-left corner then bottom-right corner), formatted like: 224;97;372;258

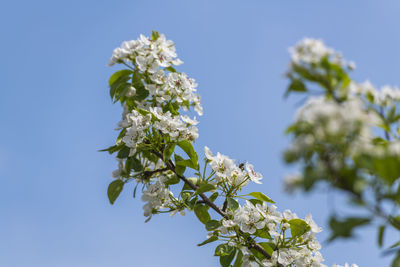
103;31;356;267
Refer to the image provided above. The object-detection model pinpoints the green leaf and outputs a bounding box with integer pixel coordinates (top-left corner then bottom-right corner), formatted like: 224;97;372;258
206;220;222;231
248;199;263;206
232;250;243;267
110;75;130;99
165;66;177;73
99;144;122;154
151;30;160;41
258;242;274;256
392;252;400;267
248;192;275;203
288;79;307;94
134;84;149;101
164;102;179;116
249;248;264;261
220;247;236;267
227;197;239;211
209;192;219;202
328;216;371;242
195;183;216;195
197;235;218;246
378;225;385;247
117;146;130;159
177;140;199;170
174;154;186;176
114;83;131;102
131;157;143;172
176;159;198;170
194;204;211;224
165;175;180;186
107;180;124;205
116;129;127;146
109;69;132;86
390;241;400;249
214;244;234;257
254;228;272;239
373;156;400;185
163;144;176;162
289;218;311;237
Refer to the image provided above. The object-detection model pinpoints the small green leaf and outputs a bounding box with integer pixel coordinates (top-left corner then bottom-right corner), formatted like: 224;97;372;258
194;204;211;224
98;144;121;154
195;183;216;195
220;247;236;267
151;30;160;41
109;69;132;86
254;228;271;239
289;218;311;237
176;159;198;170
227;197;239;211
117;146;130;159
206;220;222;231
163;144;176;162
328;216;371;242
248;199;263;206
209;192;219;202
174;154;186;176
390;241;400;249
392;252;400;267
177;140;199;170
248;192;275;203
197;235;218;246
114;83;131;102
214;244;234;257
107;180;124;204
287;79;307;95
378;225;385;247
232;250;243;267
110;76;130;100
131;157;143;172
134;84;149;101
165;175;180;186
165;66;177;73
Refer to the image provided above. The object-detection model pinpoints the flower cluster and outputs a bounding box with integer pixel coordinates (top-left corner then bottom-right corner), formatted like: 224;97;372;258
108;33;182;68
289;38;354;69
204;146;262;188
285;96;373;165
146;72;203;115
141;176;174;218
108;31;202;176
350;81;400;107
215;200;326;267
150;107;199;142
120;109;152;156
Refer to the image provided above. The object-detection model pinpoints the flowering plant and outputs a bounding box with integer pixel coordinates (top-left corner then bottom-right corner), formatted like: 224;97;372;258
103;31;356;267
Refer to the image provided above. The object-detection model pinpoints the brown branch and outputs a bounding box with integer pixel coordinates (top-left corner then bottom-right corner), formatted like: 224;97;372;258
165;160;227;218
149;149;271;259
142;167;169;177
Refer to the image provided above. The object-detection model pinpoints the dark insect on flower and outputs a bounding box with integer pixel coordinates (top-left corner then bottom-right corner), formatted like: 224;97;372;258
238;162;245;171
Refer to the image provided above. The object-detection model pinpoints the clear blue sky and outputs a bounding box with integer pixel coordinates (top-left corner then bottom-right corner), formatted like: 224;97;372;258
1;0;400;266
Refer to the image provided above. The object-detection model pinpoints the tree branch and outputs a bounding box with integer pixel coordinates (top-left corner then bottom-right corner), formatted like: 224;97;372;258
149;149;271;259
